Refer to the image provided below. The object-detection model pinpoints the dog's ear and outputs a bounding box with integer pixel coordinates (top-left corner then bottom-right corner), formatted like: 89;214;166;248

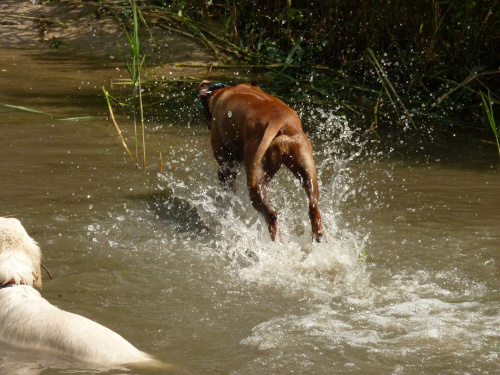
33;272;42;288
27;240;42;288
199;80;212;95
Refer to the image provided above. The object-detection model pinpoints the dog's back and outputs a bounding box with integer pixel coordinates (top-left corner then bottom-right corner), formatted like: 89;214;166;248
209;84;303;148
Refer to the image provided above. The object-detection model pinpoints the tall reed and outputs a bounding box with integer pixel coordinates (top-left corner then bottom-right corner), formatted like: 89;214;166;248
122;0;147;168
102;0;147;168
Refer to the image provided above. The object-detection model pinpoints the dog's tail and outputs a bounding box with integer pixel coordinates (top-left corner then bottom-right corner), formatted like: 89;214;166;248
247;121;283;189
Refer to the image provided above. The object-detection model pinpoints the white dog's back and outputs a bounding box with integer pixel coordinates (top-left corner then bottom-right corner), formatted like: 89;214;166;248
0;217;157;367
0;285;152;365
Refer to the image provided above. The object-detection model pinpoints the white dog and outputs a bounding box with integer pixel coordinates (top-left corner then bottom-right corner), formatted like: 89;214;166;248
0;217;157;367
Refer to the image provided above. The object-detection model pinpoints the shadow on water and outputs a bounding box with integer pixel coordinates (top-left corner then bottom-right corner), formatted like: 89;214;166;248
128;190;210;235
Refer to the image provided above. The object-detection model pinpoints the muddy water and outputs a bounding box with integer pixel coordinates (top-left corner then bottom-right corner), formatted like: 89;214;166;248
1;47;499;374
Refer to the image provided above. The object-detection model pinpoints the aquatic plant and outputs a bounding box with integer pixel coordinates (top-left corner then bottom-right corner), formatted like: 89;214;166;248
123;0;147;168
102;0;147;168
366;48;416;130
359;248;369;264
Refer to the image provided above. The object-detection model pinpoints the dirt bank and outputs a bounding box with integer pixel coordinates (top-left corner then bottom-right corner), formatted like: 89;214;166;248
0;0;215;76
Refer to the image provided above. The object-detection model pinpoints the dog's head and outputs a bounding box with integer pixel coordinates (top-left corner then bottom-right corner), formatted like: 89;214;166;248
199;80;214;127
0;217;42;287
199;81;230;128
199;80;212;96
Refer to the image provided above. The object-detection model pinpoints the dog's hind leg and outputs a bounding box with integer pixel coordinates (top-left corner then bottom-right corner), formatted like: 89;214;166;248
246;145;284;242
248;175;283;242
283;136;325;242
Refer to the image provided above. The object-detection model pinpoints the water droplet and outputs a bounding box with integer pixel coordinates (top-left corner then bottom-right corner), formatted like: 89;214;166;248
228;111;232;118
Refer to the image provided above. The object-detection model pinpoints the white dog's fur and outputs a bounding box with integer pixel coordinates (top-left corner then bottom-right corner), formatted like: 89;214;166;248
0;217;154;366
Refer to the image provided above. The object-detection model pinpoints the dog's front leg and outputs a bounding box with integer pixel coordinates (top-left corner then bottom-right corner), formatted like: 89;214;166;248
217;160;238;191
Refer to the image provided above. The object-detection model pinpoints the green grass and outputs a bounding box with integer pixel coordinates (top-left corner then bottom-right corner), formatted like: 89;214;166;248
124;0;147;168
1;103;53;115
481;90;499;159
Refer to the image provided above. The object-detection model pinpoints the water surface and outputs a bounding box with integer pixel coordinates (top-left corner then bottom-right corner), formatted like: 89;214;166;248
1;47;499;374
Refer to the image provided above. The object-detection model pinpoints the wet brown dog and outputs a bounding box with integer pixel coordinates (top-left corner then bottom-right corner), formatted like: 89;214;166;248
200;81;325;242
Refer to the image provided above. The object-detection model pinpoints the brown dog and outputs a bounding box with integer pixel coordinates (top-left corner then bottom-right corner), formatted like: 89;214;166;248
200;81;325;242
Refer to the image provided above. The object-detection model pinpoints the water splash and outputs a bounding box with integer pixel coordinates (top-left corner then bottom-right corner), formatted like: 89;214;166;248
157;107;373;301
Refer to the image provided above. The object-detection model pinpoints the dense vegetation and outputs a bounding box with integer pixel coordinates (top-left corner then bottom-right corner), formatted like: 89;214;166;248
85;0;499;152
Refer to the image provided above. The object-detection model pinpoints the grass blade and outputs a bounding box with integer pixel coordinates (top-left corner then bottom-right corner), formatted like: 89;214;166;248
285;31;305;66
58;116;99;121
1;103;53;116
102;86;135;163
481;90;500;158
367;48;417;129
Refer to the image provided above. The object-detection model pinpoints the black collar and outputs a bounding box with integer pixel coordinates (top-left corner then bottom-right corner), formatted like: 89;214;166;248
201;82;228;95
